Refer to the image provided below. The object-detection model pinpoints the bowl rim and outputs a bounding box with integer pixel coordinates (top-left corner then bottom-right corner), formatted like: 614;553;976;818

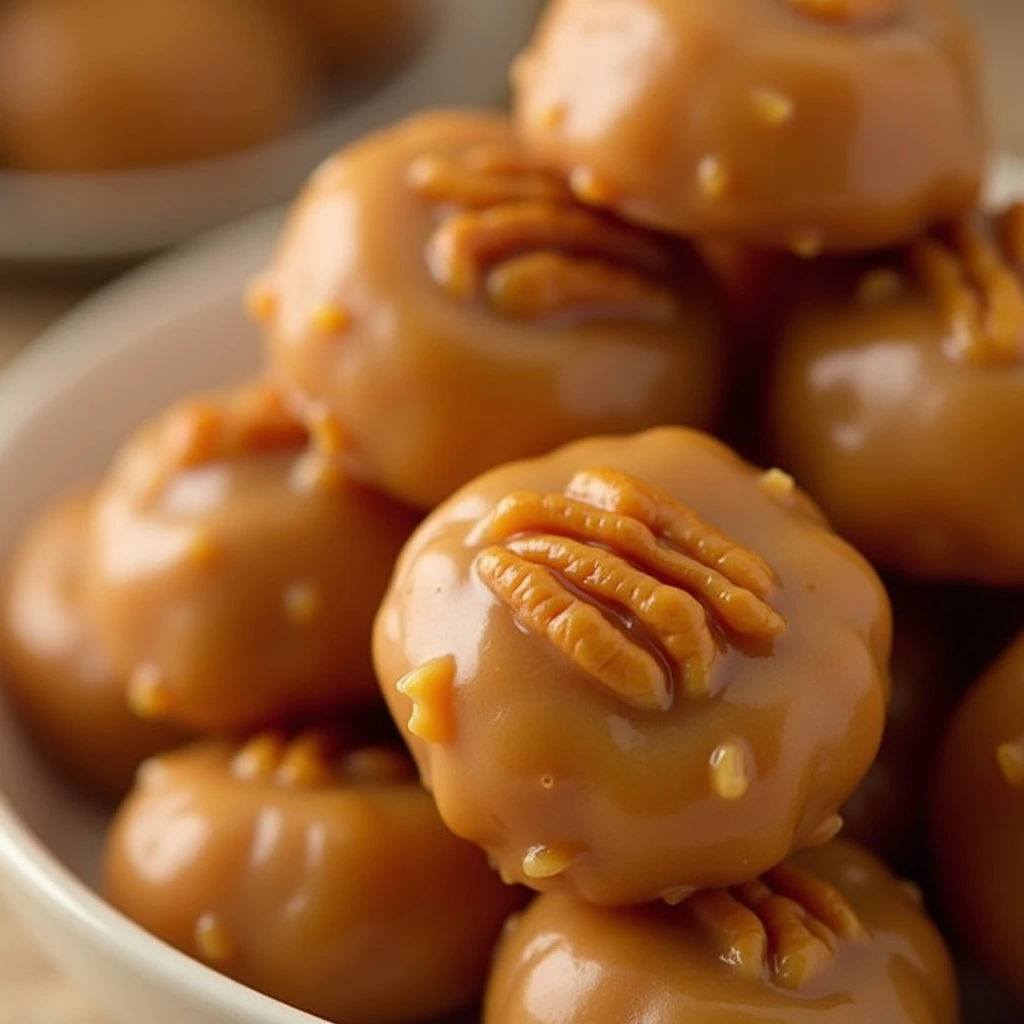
0;152;1022;1023
0;207;323;1023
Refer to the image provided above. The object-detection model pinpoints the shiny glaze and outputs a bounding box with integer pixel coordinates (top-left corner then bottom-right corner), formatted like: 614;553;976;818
0;489;185;801
841;581;955;868
105;730;528;1024
0;0;317;172
933;627;1024;1005
766;210;1024;582
484;840;959;1024
374;428;891;905
260;110;729;510
513;0;984;252
83;383;419;732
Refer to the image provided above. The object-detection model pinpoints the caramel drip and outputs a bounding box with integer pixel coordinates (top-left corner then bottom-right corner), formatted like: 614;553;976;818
687;863;866;990
158;386;306;478
230;727;346;788
408;145;678;324
473;470;784;711
784;0;897;25
908;207;1024;366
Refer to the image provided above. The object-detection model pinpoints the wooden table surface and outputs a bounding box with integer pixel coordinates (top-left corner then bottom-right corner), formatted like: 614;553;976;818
1;2;1023;1020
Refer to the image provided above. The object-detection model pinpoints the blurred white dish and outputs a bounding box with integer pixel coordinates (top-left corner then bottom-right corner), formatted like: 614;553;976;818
0;0;541;266
1;158;1023;1024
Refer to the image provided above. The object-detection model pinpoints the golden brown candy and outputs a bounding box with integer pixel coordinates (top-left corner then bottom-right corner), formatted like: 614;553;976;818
83;383;419;732
105;730;528;1024
485;840;958;1024
841;582;955;868
375;428;891;905
933;627;1024;1005
0;0;317;172
766;208;1024;583
260;110;729;509
513;0;984;252
0;490;186;801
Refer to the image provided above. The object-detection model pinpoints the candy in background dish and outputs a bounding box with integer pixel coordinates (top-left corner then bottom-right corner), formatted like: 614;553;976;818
0;0;543;265
2;163;1024;1022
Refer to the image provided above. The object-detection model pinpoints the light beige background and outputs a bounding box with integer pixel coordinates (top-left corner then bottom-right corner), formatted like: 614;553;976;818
1;1;1023;1019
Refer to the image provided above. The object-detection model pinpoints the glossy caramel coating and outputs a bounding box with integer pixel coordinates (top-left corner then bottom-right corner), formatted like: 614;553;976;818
374;427;891;905
841;583;955;868
485;840;958;1024
933;627;1024;1005
0;490;185;801
0;0;317;172
766;208;1024;583
106;729;527;1024
513;0;984;253
287;0;430;75
83;383;419;733
259;110;729;510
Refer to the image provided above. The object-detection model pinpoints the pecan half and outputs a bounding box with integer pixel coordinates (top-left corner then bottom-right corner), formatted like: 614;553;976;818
408;145;679;325
685;862;867;990
907;206;1024;366
158;386;305;478
473;469;785;712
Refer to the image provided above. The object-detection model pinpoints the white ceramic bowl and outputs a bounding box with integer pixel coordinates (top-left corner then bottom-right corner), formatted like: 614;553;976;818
2;161;1024;1024
0;0;542;266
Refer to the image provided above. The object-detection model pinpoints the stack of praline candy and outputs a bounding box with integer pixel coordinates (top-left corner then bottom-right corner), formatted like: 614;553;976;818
4;0;1024;1021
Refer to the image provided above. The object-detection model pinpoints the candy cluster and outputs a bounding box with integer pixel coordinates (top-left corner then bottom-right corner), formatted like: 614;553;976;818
4;2;1023;1022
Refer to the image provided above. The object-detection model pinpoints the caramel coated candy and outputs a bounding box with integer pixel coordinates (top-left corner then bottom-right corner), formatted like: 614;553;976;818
841;582;955;868
766;208;1024;583
0;490;185;801
106;729;527;1024
485;840;958;1024
0;0;317;172
513;0;984;252
83;383;419;732
260;110;729;509
933;627;1024;1005
375;428;891;905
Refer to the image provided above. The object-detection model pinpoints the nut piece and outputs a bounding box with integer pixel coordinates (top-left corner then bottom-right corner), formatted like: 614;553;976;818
687;861;866;990
413;146;680;325
475;469;784;711
908;208;1024;366
396;656;457;745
